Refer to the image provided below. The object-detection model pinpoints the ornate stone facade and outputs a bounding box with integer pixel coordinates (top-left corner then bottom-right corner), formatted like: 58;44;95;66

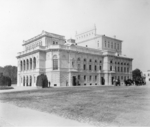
17;28;133;87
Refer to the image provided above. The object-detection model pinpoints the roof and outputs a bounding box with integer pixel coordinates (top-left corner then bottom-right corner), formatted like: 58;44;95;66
23;31;65;46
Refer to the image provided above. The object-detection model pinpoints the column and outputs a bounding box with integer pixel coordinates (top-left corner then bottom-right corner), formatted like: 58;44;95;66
98;73;101;85
104;73;109;85
69;72;72;86
109;73;112;85
29;59;30;71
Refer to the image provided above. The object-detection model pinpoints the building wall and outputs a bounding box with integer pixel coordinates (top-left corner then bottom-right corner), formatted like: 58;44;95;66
17;30;133;87
143;71;150;83
102;36;122;54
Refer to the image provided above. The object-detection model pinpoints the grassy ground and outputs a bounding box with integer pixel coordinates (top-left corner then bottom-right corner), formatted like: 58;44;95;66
0;85;150;126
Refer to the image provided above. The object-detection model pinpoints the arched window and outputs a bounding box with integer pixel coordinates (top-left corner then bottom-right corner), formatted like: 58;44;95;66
30;58;32;70
23;60;25;71
77;58;80;62
53;55;58;70
84;58;86;62
20;61;22;71
33;57;36;69
89;59;92;62
27;59;29;70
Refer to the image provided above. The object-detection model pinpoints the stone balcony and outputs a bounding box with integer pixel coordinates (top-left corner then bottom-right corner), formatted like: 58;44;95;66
17;45;46;57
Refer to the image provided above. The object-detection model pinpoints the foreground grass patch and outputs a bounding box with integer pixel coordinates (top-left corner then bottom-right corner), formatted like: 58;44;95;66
0;86;150;126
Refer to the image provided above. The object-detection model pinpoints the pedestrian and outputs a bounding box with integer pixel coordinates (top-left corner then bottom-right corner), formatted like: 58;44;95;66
48;81;51;87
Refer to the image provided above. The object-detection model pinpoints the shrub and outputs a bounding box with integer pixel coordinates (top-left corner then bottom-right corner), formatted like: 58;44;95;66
0;74;11;86
36;74;48;88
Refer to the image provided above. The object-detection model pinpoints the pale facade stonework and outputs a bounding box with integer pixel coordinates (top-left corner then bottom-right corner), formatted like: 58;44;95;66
17;28;133;87
143;71;150;83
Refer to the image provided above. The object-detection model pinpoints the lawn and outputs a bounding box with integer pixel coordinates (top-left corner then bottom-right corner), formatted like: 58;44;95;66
0;86;150;126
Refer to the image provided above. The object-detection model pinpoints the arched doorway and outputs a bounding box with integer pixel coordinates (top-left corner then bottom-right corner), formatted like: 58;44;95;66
30;58;32;70
101;77;105;85
26;76;28;86
112;77;114;85
27;59;29;70
20;61;22;71
23;76;25;86
23;60;25;71
72;76;76;86
30;76;32;86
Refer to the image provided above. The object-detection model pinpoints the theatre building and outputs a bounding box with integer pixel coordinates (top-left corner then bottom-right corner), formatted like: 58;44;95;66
17;27;133;87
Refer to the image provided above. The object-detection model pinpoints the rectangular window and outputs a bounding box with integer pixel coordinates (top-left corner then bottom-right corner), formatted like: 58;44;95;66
99;66;101;70
78;64;80;70
111;42;113;48
110;66;112;71
84;75;86;81
53;59;58;70
95;65;97;71
127;68;129;72
89;76;92;81
84;64;86;70
95;76;97;81
118;44;119;50
78;75;80;80
89;65;91;70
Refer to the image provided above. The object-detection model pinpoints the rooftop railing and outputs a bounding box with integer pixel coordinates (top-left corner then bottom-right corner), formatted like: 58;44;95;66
18;44;103;56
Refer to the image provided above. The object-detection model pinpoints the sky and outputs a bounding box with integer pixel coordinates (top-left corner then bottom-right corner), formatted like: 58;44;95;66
0;0;149;72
